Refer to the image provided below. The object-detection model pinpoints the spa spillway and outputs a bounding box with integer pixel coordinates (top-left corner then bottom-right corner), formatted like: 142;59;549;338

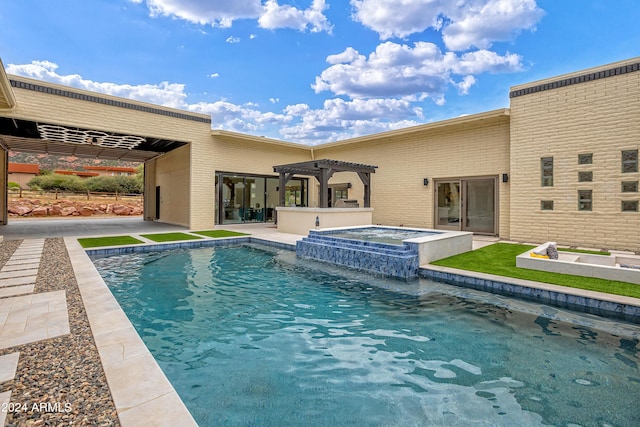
296;226;473;279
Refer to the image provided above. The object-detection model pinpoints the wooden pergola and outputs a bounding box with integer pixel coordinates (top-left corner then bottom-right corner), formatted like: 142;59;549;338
273;159;378;208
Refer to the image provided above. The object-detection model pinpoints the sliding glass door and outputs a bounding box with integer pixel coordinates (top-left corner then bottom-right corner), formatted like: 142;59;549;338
464;179;495;234
435;177;497;234
216;172;308;224
436;181;461;228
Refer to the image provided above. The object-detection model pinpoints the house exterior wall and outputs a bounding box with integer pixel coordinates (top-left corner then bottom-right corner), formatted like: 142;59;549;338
8;172;34;188
5;75;212;228
314;112;511;237
155;144;191;226
509;58;640;251
210;133;314;207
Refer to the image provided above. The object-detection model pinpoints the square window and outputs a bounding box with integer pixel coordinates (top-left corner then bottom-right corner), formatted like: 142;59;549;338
578;190;592;211
578;153;593;165
541;200;554;210
621;200;639;212
622;150;638;173
578;171;593;182
622;181;639;193
541;157;553;187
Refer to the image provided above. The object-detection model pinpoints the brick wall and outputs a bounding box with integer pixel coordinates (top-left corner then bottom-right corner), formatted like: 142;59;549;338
509;58;640;250
315;112;511;236
6;75;214;229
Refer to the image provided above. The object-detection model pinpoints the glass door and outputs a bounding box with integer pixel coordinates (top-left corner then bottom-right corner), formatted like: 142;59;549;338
435;177;497;234
220;175;245;224
436;181;461;229
463;179;495;234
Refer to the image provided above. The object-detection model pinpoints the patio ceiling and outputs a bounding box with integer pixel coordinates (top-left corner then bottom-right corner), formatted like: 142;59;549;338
0;117;188;162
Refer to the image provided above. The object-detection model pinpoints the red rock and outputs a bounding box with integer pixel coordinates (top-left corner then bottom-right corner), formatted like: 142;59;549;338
49;205;63;215
32;206;49;216
79;207;95;216
130;206;143;215
9;205;32;216
61;206;77;216
112;205;131;215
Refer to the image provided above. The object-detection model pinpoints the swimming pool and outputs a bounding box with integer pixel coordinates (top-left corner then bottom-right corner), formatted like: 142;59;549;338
92;244;640;426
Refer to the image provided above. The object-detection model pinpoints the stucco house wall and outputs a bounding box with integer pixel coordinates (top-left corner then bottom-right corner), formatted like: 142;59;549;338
314;110;511;237
4;75;212;228
509;57;640;250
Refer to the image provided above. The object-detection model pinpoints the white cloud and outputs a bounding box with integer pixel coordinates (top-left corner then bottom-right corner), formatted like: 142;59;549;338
129;0;332;33
280;97;423;144
6;60;188;108
208;73;220;78
132;0;262;27
351;0;446;40
351;0;544;51
226;36;241;43
259;0;332;33
313;42;522;102
442;0;545;51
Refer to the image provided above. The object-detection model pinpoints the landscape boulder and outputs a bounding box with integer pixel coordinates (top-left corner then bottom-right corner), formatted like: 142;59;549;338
112;204;131;216
32;206;49;216
79;207;95;216
9;205;32;216
61;206;77;216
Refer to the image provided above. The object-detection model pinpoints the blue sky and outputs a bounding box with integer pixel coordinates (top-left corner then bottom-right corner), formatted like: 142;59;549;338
1;0;638;145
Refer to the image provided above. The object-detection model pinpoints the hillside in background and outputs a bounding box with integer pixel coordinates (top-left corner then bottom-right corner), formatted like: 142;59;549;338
9;151;140;171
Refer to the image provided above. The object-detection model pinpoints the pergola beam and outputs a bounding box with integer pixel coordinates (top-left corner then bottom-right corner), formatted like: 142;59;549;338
273;158;377;209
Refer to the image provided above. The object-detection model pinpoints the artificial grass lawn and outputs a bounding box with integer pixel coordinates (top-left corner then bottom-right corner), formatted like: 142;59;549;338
140;232;204;242
431;243;640;299
191;230;249;238
78;235;144;248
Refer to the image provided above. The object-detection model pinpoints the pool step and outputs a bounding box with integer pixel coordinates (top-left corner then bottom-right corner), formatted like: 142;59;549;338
296;234;419;279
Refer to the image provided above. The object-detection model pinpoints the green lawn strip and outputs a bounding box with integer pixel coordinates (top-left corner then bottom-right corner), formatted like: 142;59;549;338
78;235;145;248
431;243;640;299
191;230;249;238
139;232;204;243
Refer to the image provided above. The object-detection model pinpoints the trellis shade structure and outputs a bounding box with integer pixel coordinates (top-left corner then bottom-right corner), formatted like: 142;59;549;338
273;159;378;208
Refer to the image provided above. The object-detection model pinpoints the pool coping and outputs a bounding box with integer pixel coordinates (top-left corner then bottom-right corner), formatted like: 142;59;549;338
65;235;295;426
65;233;640;425
420;264;640;324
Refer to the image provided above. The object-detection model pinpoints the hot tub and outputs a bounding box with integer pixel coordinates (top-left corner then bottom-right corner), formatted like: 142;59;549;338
296;226;473;278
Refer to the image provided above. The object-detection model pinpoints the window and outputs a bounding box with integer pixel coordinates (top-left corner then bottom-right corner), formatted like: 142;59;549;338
541;200;554;210
578;171;593;182
622;150;638;173
621;201;639;212
578;190;592;211
622;181;639;193
334;188;348;200
541;157;553;187
578;153;593;165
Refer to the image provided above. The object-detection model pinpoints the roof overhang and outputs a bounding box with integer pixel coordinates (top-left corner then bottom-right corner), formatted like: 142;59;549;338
0;58;17;110
0;117;188;162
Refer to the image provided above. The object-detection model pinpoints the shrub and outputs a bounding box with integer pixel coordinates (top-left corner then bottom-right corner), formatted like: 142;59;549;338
85;175;142;194
27;174;87;192
7;181;21;191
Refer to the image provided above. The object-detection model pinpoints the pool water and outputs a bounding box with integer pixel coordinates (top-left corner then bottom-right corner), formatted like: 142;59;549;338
328;227;439;245
92;245;640;427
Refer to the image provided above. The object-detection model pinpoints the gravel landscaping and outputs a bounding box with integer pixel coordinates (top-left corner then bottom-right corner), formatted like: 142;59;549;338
0;238;120;426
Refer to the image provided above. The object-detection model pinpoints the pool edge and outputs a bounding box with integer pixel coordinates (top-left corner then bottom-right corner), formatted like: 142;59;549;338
65;237;199;427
